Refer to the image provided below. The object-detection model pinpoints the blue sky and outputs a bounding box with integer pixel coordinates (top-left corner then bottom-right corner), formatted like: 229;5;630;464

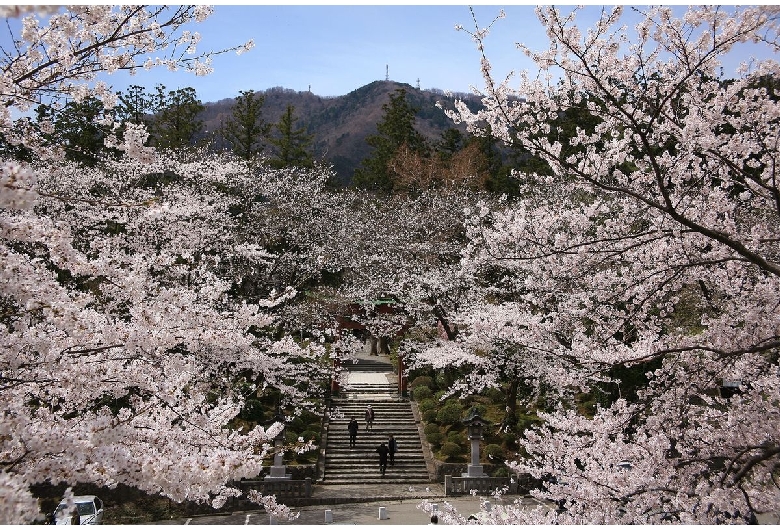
105;5;544;101
3;5;775;105
98;4;774;104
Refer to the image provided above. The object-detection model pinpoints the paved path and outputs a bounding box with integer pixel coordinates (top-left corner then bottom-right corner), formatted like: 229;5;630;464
155;492;541;525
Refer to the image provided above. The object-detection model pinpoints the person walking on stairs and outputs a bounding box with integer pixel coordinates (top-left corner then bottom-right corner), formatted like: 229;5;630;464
388;434;397;466
347;417;359;448
365;404;375;430
375;442;389;476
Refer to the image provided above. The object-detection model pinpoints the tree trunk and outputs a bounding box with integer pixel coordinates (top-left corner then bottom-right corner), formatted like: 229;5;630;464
369;336;378;356
432;303;458;340
503;379;519;431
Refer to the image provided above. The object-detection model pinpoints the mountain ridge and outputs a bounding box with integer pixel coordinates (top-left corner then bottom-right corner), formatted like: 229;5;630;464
199;80;484;185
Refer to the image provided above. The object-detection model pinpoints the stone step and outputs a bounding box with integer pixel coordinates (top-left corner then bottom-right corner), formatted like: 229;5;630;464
341;361;394;372
340;388;399;394
329;405;413;412
324;472;429;480
329;416;416;421
325;449;423;460
320;366;430;486
325;476;430;483
326;433;420;441
325;459;428;470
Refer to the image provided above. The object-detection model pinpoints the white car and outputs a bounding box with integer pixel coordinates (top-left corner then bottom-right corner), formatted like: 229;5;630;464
54;495;104;525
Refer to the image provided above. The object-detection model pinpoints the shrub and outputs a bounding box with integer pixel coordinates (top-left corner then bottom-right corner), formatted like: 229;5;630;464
516;413;542;434
447;430;465;445
440;442;464;458
284;429;299;446
435;371;451;389
484;444;505;461
418;398;437;413
412;385;433;400
301;429;320;445
426;432;444;447
410;375;433;389
485;387;504;403
423;409;438;423
436;401;463;425
424;423;440;435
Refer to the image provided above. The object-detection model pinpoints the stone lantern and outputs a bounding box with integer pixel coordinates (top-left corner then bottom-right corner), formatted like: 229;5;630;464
462;407;488;478
266;414;291;481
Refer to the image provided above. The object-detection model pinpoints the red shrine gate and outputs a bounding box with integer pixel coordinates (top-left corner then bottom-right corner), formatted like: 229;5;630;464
333;298;412;396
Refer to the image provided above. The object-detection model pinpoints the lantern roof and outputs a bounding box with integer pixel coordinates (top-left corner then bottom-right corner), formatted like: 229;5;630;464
462;407;487;425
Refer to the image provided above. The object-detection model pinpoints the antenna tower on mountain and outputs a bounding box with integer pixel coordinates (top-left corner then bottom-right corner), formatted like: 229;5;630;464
416;78;420;90
385;64;389;82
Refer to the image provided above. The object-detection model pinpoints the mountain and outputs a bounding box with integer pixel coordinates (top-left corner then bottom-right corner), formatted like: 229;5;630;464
198;80;483;186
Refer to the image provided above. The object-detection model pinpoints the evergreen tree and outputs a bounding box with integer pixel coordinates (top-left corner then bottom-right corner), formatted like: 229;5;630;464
221;89;270;171
116;84;152;126
353;88;428;192
436;128;465;161
149;85;204;150
268;104;314;169
35;96;116;166
465;125;518;197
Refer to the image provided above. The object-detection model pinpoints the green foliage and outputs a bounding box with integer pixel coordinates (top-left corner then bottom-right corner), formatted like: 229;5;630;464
484;444;505;461
423;423;440;435
221;89;271;167
492;467;509;477
36;96;116;165
446;430;465;445
301;429;320;445
440;441;464;458
149;85;204;150
423;409;438;423
435;371;452;389
485;387;506;403
436;400;463;425
268;104;314;169
426;432;444;447
412;385;433;400
353;88;428;192
116;85;153;126
240;399;265;423
417;398;437;413
409;375;433;389
516;413;543;434
436;128;465;161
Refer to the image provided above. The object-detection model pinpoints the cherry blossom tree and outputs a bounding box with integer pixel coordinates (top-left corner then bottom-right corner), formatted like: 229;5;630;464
415;5;780;524
0;5;253;163
0;7;334;525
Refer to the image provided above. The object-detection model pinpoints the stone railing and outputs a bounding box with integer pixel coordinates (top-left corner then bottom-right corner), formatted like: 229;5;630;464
239;478;312;498
444;475;515;496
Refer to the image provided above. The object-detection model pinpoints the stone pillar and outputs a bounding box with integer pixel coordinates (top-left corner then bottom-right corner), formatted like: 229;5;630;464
266;420;291;481
465;436;485;477
462;408;487;478
397;351;407;397
331;357;340;396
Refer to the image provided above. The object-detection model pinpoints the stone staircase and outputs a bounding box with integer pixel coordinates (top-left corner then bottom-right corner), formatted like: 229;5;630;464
320;356;430;485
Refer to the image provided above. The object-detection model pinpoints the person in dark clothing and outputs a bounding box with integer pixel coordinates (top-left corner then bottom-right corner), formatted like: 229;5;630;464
347;418;359;448
376;442;389;476
388;434;397;466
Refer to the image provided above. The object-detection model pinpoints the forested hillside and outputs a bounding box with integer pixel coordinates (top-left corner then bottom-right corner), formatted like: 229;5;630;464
199;80;482;185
